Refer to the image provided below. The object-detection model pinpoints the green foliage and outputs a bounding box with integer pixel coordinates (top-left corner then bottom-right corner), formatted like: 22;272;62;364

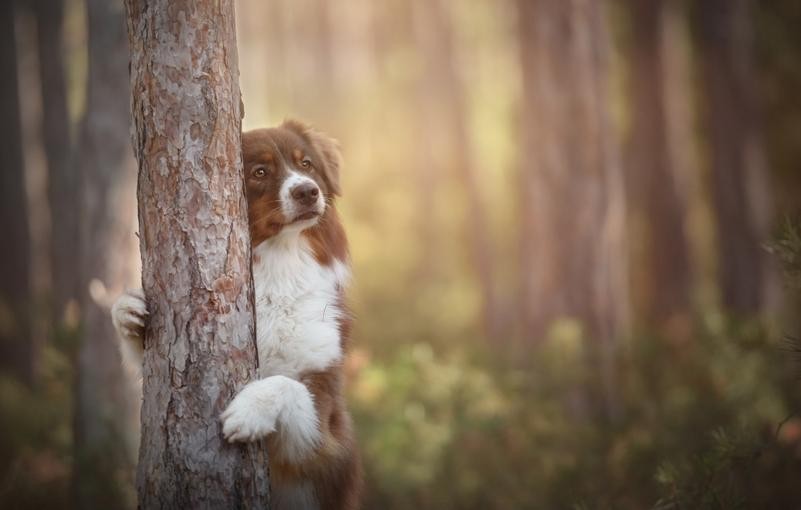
0;341;74;509
352;313;801;509
767;217;801;291
653;423;801;510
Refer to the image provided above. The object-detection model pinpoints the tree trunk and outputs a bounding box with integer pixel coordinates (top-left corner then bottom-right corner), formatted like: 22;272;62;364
34;0;78;327
412;0;502;341
517;0;628;417
410;0;440;282
237;0;285;125
124;0;269;507
312;0;337;110
72;1;139;507
0;0;34;386
623;0;692;334
695;0;770;314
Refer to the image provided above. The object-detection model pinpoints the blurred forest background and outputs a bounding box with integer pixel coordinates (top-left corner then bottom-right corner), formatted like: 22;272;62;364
2;0;801;508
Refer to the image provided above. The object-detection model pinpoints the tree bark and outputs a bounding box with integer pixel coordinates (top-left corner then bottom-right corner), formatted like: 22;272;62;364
73;1;139;507
695;0;770;314
623;0;692;333
0;0;34;386
517;0;628;417
124;1;269;507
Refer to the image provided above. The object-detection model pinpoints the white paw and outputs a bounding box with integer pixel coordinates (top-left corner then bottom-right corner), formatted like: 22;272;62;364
111;288;148;342
111;289;148;370
220;379;281;443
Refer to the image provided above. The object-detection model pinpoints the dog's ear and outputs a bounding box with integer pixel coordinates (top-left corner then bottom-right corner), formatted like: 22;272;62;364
283;119;343;196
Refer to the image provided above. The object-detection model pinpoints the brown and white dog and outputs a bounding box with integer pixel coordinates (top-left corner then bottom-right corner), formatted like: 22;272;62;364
111;120;363;510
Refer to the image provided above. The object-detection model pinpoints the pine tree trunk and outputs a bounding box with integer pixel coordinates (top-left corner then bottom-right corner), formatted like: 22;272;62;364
412;0;502;341
696;0;770;314
73;1;139;507
34;0;78;325
0;1;34;386
517;0;628;417
124;0;269;507
624;0;692;333
410;0;440;282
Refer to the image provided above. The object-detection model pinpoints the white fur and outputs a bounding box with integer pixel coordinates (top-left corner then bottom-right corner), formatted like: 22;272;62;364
221;228;349;458
111;288;147;371
220;375;320;462
280;169;324;220
251;235;348;379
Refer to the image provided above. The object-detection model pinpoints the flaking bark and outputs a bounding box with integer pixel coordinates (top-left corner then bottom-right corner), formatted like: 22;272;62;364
123;0;269;507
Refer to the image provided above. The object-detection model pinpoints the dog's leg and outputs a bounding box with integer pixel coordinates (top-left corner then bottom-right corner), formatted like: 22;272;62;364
110;288;148;367
221;375;320;463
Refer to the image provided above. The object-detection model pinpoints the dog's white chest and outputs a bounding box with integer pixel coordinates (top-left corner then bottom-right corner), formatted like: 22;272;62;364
252;238;347;379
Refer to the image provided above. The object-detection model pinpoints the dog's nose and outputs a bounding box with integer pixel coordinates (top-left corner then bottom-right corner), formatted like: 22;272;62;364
290;182;320;206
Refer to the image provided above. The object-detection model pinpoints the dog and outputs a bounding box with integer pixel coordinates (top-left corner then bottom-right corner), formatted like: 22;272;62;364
111;120;363;510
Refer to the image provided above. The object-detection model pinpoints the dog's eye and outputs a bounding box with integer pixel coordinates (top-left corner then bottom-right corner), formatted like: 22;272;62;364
252;165;268;178
301;157;312;169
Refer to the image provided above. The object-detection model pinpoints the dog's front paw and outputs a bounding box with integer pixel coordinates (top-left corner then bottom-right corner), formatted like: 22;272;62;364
111;289;149;370
221;379;281;443
111;288;148;344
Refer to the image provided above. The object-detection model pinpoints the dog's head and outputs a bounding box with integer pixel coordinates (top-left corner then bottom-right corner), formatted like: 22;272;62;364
242;120;342;245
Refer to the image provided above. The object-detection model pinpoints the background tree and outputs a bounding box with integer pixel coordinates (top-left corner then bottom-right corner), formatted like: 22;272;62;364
623;0;693;335
0;0;34;386
72;0;138;507
412;0;501;341
517;0;628;416
695;0;771;314
124;0;269;507
34;0;78;328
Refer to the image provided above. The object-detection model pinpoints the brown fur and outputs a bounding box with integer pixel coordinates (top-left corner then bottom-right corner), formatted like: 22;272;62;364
242;120;362;509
